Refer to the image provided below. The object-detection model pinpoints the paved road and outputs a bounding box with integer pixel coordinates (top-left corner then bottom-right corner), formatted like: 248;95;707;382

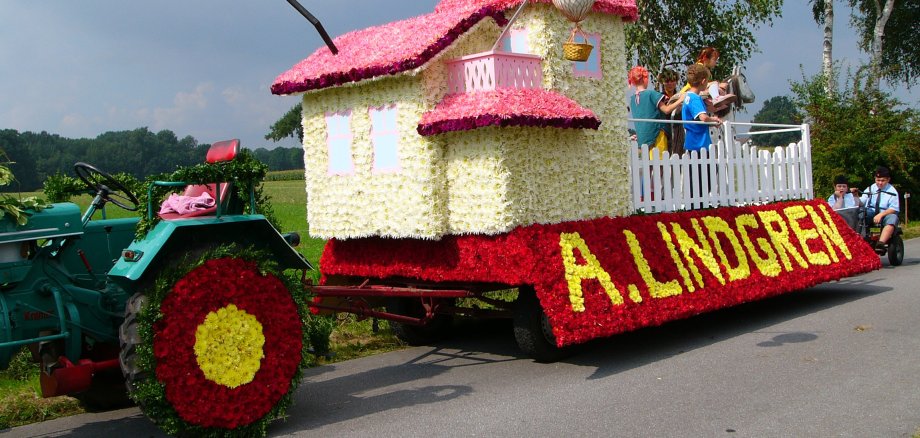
6;239;920;438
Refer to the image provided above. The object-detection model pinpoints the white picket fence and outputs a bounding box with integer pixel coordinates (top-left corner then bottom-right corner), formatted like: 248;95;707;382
629;122;813;213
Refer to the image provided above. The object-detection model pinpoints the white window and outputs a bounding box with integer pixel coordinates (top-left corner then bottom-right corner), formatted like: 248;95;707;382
500;28;530;54
572;33;602;79
325;110;353;175
369;105;400;173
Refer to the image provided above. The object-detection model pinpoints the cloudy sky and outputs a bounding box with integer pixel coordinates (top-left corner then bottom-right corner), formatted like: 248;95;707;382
1;1;916;151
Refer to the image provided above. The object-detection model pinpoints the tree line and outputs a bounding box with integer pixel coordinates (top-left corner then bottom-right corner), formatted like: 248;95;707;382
0;128;304;192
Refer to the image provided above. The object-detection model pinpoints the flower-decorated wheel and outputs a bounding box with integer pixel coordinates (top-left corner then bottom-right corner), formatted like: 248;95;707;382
119;245;307;437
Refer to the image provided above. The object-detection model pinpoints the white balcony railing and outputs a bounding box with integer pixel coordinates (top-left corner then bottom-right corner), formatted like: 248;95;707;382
629;120;814;213
445;50;543;94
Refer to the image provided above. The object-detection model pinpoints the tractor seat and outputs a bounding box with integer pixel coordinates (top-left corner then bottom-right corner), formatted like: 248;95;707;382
159;139;240;220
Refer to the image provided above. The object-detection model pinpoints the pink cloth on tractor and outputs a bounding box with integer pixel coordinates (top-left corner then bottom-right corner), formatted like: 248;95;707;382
158;191;216;216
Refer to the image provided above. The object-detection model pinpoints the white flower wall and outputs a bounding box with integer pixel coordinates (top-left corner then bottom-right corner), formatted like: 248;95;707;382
301;76;448;239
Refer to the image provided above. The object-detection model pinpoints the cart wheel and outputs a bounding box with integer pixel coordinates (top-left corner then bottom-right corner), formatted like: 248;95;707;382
119;245;306;436
513;287;574;363
387;297;453;346
888;234;904;266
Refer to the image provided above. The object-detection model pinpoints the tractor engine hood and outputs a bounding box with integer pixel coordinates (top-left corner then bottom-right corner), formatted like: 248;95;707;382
0;203;83;243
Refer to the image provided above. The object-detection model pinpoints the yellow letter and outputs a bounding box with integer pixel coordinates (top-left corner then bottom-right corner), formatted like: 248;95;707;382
785;205;831;266
656;222;696;292
701;216;751;282
735;214;782;277
559;232;625;312
624;230;683;299
670;221;726;288
757;210;809;272
806;204;852;261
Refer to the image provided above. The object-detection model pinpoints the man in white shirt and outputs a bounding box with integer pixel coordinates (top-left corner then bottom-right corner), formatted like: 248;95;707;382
858;166;900;250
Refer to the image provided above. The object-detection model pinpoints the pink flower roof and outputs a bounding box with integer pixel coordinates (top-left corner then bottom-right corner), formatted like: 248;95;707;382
271;0;637;95
417;88;601;136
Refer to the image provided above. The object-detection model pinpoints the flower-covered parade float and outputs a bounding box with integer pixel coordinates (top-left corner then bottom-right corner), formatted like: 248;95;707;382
272;0;880;363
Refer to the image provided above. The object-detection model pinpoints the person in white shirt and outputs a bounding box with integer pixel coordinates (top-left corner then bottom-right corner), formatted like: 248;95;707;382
856;166;900;249
827;175;861;210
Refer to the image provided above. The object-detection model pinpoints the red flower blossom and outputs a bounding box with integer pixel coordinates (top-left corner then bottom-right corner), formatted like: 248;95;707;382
153;258;303;429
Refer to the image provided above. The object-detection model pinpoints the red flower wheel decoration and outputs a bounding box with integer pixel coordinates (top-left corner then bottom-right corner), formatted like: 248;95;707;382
151;257;303;429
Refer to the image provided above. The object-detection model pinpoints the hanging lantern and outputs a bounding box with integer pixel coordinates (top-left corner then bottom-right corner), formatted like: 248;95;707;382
552;0;596;62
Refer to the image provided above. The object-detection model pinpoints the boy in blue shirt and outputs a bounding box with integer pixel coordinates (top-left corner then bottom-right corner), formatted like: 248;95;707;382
682;64;722;152
827;175;861;209
857;166;900;251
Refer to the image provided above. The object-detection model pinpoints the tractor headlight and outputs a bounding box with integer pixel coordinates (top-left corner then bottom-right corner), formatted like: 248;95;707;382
0;243;28;264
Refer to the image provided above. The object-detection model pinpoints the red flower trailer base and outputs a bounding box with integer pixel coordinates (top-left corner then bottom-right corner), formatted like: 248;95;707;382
309;200;881;361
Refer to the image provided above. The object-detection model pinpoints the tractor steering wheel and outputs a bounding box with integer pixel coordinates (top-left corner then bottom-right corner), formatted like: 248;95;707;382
73;162;140;211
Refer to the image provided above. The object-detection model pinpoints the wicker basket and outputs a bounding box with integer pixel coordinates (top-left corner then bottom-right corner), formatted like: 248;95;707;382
563;42;593;62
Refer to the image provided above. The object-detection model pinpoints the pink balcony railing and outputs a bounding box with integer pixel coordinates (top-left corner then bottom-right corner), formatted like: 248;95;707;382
445;50;544;94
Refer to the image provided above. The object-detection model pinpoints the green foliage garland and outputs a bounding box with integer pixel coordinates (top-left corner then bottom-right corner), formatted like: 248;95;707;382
132;244;309;438
42;171;146;203
135;149;279;239
0;153;49;226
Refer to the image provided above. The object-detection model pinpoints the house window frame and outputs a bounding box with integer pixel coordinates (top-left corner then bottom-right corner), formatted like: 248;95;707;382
500;27;531;54
325;110;354;175
369;104;401;174
572;32;602;79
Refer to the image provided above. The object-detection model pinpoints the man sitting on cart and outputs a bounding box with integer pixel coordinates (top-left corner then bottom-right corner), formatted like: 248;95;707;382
857;166;900;252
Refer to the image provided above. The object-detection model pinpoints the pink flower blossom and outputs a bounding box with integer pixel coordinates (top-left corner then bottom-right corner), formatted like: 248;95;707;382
271;0;636;95
417;88;600;135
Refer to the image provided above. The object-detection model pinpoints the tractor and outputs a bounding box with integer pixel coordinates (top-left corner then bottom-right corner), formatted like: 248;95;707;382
0;139;312;434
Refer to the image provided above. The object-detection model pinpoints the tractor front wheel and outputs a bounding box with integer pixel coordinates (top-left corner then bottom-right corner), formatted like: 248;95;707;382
119;246;307;436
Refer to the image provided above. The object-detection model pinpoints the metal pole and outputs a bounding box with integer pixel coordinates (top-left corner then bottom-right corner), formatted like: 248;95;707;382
491;0;529;52
285;0;339;54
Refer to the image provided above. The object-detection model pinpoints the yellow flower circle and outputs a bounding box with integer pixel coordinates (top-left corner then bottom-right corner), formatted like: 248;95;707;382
193;304;265;388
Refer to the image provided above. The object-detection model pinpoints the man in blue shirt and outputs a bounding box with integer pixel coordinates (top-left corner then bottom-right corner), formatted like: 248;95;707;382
858;166;900;249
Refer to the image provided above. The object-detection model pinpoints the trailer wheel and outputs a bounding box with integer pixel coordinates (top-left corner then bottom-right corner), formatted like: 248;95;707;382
513;287;574;363
119;245;307;436
888;234;904;266
387;297;453;346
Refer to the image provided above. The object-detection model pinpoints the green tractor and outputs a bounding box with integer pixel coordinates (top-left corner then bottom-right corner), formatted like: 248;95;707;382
0;140;312;435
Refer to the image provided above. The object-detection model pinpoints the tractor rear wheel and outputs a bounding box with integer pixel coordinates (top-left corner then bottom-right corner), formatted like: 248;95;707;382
119;245;307;436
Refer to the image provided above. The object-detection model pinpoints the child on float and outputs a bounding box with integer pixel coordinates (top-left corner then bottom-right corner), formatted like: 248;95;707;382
681;63;721;152
657;68;680;101
681;47;734;109
856;166;900;252
827;175;862;210
627;66;684;156
657;68;685;154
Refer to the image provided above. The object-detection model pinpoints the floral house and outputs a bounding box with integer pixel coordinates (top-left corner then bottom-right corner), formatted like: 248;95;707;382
272;0;638;240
